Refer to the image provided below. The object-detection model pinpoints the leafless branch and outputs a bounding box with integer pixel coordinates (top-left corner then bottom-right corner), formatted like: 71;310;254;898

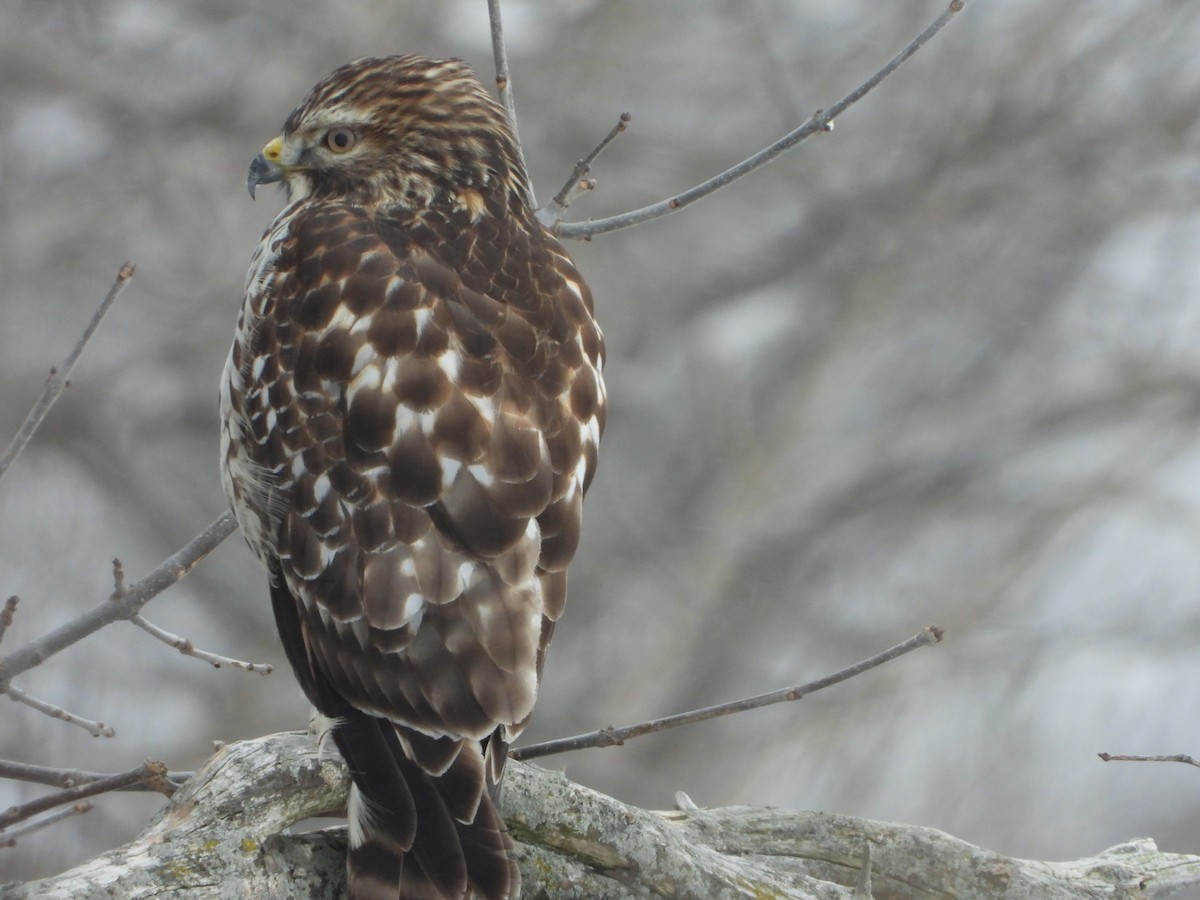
1099;752;1200;769
117;547;262;676
129;613;273;674
5;685;114;738
0;511;237;697
552;0;971;239
486;0;533;207
0;262;135;484
513;625;944;761
0;758;191;792
540;112;632;227
0;801;92;848
0;761;172;833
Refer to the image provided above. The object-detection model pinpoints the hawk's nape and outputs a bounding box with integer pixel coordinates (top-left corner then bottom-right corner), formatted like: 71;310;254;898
219;55;605;899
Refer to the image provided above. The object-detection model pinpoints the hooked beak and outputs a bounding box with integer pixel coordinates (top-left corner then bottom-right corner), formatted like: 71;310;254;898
247;136;285;199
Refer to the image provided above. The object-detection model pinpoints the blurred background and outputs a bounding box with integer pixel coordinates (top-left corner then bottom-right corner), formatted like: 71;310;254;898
3;0;1200;885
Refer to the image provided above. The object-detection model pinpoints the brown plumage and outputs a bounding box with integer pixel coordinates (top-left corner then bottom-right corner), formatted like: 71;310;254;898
220;55;605;899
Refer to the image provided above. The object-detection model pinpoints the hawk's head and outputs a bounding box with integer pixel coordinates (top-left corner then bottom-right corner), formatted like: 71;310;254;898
248;55;528;209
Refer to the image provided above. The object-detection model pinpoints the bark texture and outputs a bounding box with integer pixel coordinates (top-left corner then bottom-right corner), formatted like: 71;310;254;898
5;733;1198;899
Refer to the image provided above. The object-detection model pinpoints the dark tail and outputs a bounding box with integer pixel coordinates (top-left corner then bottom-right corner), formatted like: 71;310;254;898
335;712;518;900
268;562;519;899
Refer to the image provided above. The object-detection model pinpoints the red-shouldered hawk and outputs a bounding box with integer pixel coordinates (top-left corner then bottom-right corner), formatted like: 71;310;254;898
220;55;605;900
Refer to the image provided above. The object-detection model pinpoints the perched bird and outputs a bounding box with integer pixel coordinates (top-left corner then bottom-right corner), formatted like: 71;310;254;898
219;55;605;899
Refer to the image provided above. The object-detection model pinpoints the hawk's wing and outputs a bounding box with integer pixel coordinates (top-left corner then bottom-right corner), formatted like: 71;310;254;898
221;195;604;898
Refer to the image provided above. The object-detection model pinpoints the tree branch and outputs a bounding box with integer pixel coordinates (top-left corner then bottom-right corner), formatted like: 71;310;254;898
5;685;114;738
0;262;135;484
539;111;632;228
552;0;971;240
128;614;273;674
0;759;191;792
1099;753;1200;769
0;511;237;695
486;0;534;207
0;802;92;849
4;686;114;734
5;732;1197;899
514;625;943;761
0;761;174;833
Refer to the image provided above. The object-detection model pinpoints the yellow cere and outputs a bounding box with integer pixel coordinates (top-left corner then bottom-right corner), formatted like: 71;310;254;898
261;137;284;162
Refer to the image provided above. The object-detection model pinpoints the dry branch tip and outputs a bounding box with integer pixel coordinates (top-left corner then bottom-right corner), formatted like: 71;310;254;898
1098;752;1200;768
553;0;971;239
0;262;136;483
513;626;939;761
0;596;18;647
111;558;126;598
6;685;115;738
131;612;274;675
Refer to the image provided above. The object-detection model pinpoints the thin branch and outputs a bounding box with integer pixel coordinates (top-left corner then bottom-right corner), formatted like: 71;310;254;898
129;613;273;674
486;0;534;207
0;596;18;648
1098;752;1200;769
0;801;92;848
0;511;238;693
5;685;115;738
111;557;126;596
513;625;944;761
540;112;632;227
0;761;171;831
0;758;190;791
0;262;135;483
553;0;971;239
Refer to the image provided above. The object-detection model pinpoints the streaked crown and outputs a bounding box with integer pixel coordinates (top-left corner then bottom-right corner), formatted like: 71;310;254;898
274;55;530;208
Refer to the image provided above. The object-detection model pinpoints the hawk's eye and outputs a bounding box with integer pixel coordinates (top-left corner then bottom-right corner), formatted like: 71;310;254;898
324;127;358;154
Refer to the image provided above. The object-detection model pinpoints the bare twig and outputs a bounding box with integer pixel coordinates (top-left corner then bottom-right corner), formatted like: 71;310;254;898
540;112;632;227
0;515;237;735
0;801;92;848
486;0;534;207
115;542;271;672
0;761;172;832
553;0;971;239
513;625;944;761
0;596;18;648
0;262;135;484
0;511;237;695
5;684;114;737
1098;752;1200;768
111;557;126;597
129;613;273;674
0;758;191;791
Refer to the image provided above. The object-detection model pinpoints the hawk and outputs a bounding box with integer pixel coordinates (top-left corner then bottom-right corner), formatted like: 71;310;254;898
219;55;605;899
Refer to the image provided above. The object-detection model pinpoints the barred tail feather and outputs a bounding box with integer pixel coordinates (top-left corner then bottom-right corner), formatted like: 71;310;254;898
339;713;519;899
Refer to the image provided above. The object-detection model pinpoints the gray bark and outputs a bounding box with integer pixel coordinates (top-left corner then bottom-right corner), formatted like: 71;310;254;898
4;732;1198;899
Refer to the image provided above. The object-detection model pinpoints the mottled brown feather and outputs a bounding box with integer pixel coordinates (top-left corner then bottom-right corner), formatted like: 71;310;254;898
220;53;604;900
